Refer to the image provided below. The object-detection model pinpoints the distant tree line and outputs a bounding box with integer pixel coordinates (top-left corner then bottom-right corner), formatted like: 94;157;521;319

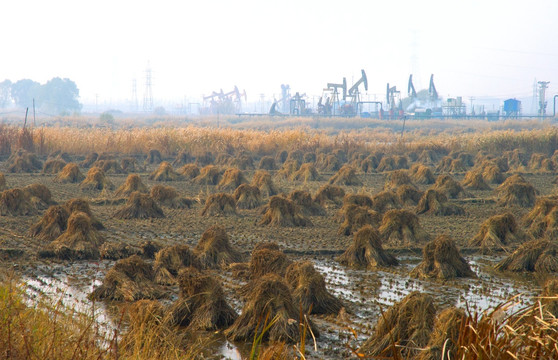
0;77;82;115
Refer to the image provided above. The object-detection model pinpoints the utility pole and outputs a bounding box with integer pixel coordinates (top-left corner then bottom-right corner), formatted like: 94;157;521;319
469;97;475;116
538;81;550;117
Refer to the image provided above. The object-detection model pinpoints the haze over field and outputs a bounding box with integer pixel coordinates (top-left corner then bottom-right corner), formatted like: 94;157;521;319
2;0;557;110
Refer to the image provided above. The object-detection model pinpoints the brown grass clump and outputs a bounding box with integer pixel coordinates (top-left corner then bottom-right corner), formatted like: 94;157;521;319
0;172;5;191
319;154;341;172
284;260;343;315
276;160;300;179
523;196;558;227
231;154;254;170
258;156;276;170
7;150;42;173
149;161;181;181
42;158;66;174
290;163;320;182
360;154;379;173
469;213;525;251
377;155;408;172
79;167;114;191
23;183;56;210
416;189;465;216
0;188;38;216
371;190;401;213
462;169;491;190
259;195;311;227
304;152;317;163
178;163;200;179
249;247;292;279
194;165;221;185
234;183;262;209
343;193;373;208
225;273;319;343
524;196;558;237
338;204;381;236
40;211;104;260
54;162;84;183
529;153;555;172
286;149;304;163
251;170;278;197
139;240;161;259
410;164;435;184
504;148;528;169
542;278;558;317
114;192;165;219
92;159;125;174
150;184;193;209
172;150;193;167
337;225;398;268
384;170;415;190
396;184;423;205
99;241;140;260
115;174;148;197
418;307;466;360
313;184;345;207
90;255;165;301
194;225;243;269
436;156;467;173
288;189;325;216
121;157;144;173
359;291;436;358
379;209;430;247
275;150;288;164
146;149;162;164
496;175;537;208
169;267;237;330
153;244;200;284
201;193;236;216
328;165;362;186
480;161;506;184
495;239;558;273
195;151;214;167
410;235;475;280
218;168;247;191
64;198;104;230
79;152;98;168
29;205;69;242
431;174;469;199
417;149;439;165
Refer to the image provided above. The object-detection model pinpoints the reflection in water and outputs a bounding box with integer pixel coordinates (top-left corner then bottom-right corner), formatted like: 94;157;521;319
20;254;537;359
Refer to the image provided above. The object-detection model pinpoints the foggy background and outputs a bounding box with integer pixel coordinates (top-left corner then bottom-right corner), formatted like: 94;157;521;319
1;0;557;115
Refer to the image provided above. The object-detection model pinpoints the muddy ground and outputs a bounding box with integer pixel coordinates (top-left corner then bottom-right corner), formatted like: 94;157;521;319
0;158;553;359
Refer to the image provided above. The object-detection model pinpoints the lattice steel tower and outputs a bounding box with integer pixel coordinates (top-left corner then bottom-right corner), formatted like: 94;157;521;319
143;63;153;112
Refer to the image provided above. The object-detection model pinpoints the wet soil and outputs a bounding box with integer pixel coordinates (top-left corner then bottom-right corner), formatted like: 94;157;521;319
0;160;554;359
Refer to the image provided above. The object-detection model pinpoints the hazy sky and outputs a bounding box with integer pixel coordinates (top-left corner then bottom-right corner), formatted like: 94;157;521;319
2;0;557;107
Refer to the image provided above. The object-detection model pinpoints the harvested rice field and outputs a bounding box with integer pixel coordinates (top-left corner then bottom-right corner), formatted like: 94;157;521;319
2;119;558;359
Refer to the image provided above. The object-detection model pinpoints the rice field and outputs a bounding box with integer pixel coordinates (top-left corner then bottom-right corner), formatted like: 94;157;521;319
1;115;558;359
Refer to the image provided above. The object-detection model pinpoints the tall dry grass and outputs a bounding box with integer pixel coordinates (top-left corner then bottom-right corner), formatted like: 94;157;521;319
0;274;200;360
0;116;557;159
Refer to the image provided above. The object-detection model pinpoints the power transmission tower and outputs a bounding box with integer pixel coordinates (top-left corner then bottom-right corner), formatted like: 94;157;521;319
143;63;153;112
132;79;138;112
538;81;550;117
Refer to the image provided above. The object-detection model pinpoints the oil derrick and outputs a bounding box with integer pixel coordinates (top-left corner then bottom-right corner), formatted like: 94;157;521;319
538;81;550;116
